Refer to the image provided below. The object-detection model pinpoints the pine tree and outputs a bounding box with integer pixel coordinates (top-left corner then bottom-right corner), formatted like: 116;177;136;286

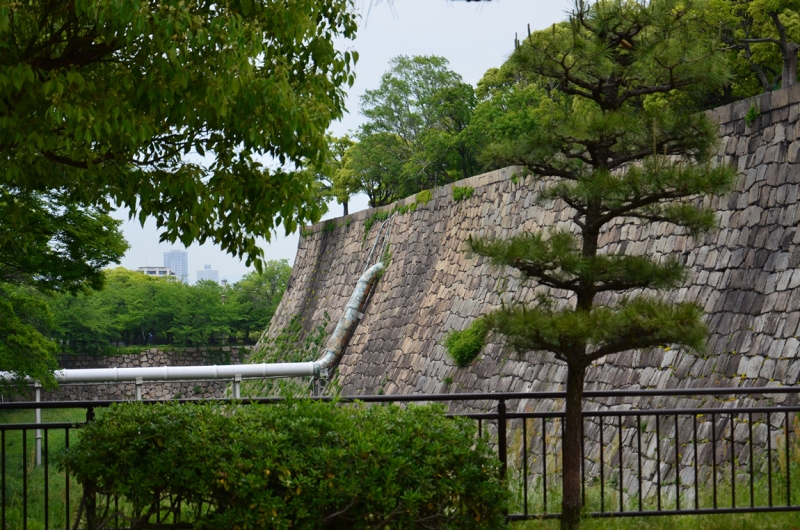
447;1;736;527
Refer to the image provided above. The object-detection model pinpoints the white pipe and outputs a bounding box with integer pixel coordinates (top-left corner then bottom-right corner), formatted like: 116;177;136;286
1;362;316;384
0;263;384;391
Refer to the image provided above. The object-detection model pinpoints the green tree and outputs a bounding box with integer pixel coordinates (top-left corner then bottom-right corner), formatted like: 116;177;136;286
346;132;409;207
230;260;293;342
722;0;800;91
447;2;735;527
170;281;231;346
309;135;360;216
0;0;357;266
356;55;481;198
0;189;126;392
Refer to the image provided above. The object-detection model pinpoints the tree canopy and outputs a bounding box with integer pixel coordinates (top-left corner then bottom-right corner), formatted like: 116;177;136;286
445;1;736;527
331;55;482;207
0;0;358;266
0;190;127;393
51;262;293;355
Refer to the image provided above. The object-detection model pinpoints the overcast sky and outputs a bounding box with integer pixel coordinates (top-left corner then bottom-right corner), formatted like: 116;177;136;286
112;0;572;284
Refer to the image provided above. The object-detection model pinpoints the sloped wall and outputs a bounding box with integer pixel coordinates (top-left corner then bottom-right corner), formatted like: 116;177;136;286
270;84;800;405
266;86;800;500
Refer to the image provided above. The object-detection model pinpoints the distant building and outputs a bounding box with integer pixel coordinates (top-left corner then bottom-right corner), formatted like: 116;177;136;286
164;249;188;283
196;264;220;284
137;266;176;278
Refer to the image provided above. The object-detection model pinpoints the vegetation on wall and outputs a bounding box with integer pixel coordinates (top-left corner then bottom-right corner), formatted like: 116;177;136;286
61;400;507;529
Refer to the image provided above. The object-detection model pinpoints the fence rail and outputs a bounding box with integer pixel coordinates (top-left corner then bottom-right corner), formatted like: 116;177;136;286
0;387;798;528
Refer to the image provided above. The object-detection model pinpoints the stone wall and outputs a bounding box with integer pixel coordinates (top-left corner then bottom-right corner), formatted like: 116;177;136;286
9;347;250;402
266;85;800;499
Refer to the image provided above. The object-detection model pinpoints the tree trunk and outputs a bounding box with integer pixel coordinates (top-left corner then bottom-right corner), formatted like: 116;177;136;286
342;201;349;216
783;44;798;88
561;363;586;530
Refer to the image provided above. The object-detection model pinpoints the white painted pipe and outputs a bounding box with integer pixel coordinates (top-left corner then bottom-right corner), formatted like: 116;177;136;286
0;362;315;384
0;262;384;392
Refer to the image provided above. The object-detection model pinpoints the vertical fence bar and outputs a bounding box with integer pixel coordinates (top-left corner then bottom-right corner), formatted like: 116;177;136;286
497;400;507;522
637;415;643;512
749;412;754;508
66;428;70;529
135;377;143;401
656;415;661;512
522;418;528;516
542;417;547;515
786;412;791;507
498;400;507;480
600;416;605;513
731;414;736;509
712;413;717;509
693;414;698;511
478;419;482;438
768;411;773;507
2;430;5;530
44;429;49;530
581;417;586;509
618;414;624;513
675;413;680;512
22;428;27;530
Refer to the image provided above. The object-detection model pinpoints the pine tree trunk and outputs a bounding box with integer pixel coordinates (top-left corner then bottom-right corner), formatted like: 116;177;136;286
343;201;349;216
561;363;586;530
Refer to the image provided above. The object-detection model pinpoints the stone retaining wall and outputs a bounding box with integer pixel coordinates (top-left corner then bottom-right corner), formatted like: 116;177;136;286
266;85;800;501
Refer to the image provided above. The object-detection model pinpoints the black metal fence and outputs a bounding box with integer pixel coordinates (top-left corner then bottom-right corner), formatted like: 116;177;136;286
0;387;798;528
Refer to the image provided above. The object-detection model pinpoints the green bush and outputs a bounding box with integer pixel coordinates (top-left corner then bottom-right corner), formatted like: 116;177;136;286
445;318;489;367
452;186;475;202
60;400;507;529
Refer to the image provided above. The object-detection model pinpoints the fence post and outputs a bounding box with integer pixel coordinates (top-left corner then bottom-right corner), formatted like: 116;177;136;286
498;399;507;479
135;377;143;401
233;374;242;399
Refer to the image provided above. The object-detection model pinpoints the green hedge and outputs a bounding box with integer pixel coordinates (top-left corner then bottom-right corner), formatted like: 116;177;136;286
61;400;507;529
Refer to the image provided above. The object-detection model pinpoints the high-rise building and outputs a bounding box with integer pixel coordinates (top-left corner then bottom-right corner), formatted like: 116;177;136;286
163;249;188;283
196;264;220;284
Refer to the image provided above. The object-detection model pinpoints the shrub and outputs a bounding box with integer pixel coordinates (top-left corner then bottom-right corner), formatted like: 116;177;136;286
60;400;507;529
445;318;489;367
452;186;475;202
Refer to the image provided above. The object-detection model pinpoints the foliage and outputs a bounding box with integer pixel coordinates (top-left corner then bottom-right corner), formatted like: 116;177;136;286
347;56;482;205
456;1;736;527
0;189;127;393
51;263;292;353
745;102;761;126
0;0;358;268
416;189;433;206
229;260;293;342
306;135;360;217
719;0;800;92
60;400;507;529
452;185;475;202
245;312;331;397
445;318;489;367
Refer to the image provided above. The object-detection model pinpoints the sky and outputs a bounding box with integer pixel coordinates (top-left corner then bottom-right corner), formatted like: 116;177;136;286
111;0;572;284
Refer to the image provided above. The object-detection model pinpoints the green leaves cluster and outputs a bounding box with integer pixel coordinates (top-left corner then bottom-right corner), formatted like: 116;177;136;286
0;0;358;267
61;400;507;529
0;189;127;393
321;56;483;208
50;262;292;354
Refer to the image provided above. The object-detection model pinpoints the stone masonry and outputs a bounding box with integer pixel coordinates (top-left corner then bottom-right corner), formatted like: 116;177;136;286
265;84;800;502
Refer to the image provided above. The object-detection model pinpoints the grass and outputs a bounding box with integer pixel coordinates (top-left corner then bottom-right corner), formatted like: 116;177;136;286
0;408;86;530
514;512;800;529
